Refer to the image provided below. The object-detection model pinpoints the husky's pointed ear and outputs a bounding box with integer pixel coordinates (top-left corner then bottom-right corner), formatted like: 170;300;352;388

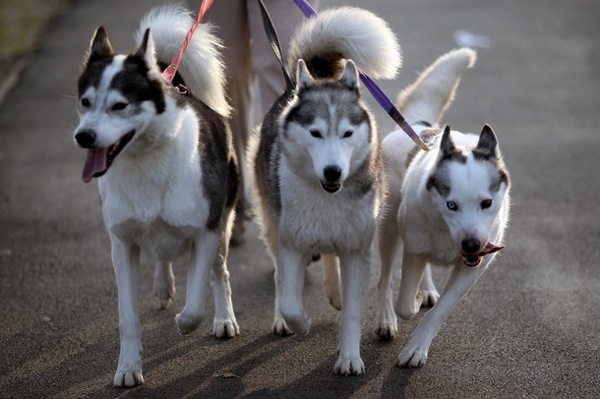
475;124;498;158
296;59;315;91
89;27;114;60
134;28;157;67
340;60;359;90
440;125;456;157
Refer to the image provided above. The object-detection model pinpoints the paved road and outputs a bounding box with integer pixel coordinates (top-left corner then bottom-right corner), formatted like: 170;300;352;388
1;0;599;397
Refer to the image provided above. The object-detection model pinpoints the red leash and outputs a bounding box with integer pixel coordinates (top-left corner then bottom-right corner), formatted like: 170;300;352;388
162;0;214;83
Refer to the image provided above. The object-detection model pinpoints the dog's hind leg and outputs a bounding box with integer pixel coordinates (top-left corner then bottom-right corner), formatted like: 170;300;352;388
153;261;175;309
395;252;427;320
398;262;487;367
277;244;311;335
322;254;342;310
273;266;294;336
210;217;239;338
260;218;294;336
111;240;144;387
334;249;371;375
376;208;401;339
419;265;440;307
175;230;219;335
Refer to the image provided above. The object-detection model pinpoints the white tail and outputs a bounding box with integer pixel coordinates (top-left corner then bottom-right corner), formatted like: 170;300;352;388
288;7;402;80
398;48;476;125
136;5;231;117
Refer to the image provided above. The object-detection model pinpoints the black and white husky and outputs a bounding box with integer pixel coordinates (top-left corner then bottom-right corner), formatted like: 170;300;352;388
249;7;401;375
73;6;239;387
376;48;511;367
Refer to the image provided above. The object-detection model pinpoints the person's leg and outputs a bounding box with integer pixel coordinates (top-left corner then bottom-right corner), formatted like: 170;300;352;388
246;0;312;112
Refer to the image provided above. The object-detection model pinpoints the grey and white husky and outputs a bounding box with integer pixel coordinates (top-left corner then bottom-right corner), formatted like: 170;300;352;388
249;7;401;375
376;48;511;367
73;6;239;387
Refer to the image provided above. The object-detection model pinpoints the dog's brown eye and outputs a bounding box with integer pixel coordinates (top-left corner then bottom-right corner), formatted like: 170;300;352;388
310;129;322;139
481;199;492;209
81;98;91;107
343;130;353;138
111;102;128;111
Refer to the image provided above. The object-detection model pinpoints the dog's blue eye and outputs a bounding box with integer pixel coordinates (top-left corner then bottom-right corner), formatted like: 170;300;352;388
343;130;353;138
111;102;128;111
310;129;323;139
446;201;458;211
81;98;91;107
481;199;492;209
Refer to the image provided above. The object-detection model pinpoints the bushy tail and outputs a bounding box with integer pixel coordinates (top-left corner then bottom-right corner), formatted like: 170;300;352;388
136;5;230;116
287;7;401;81
398;48;476;125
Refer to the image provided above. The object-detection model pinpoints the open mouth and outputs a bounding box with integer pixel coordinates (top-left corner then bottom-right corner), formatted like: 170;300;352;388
320;180;341;193
461;242;504;267
81;130;135;183
462;254;483;267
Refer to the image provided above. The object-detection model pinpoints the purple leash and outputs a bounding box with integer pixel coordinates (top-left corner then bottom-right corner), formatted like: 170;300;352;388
293;0;429;150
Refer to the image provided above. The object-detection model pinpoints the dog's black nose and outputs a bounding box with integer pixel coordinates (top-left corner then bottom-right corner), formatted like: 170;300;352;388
461;238;481;254
75;130;96;148
323;165;342;182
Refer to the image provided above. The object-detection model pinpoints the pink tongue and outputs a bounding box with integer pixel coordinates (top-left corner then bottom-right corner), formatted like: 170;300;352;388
82;148;108;183
480;242;504;256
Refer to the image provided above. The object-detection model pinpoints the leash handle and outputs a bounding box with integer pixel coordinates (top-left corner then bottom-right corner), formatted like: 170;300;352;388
258;0;295;94
292;0;429;150
162;0;214;83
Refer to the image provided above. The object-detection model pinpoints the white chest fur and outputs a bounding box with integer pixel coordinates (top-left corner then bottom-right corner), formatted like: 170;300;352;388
98;130;208;261
277;161;378;255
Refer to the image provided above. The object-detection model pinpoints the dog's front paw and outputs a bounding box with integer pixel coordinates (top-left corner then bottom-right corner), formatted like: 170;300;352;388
114;352;143;387
398;338;429;368
114;365;144;388
175;311;203;335
273;317;294;336
213;318;239;338
334;355;365;376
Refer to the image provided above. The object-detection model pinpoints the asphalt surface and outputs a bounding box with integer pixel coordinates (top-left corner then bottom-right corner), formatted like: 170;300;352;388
1;0;599;398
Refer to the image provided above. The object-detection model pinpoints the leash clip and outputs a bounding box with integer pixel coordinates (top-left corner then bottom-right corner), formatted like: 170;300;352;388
176;84;188;95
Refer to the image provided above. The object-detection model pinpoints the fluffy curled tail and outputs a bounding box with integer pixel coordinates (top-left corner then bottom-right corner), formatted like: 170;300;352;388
135;5;230;117
287;7;401;81
398;48;476;126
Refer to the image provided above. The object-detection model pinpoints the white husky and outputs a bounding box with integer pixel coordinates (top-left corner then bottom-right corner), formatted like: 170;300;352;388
249;7;401;375
73;6;239;386
376;48;511;367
